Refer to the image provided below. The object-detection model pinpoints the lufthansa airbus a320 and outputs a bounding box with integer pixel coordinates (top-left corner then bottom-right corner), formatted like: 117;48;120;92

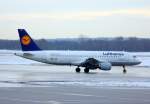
15;29;141;74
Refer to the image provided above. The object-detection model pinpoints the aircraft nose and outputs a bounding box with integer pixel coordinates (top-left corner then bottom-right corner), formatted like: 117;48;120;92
137;61;141;65
136;60;142;65
133;57;142;65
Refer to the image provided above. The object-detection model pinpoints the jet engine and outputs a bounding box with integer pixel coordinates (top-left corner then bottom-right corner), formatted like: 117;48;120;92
99;62;112;71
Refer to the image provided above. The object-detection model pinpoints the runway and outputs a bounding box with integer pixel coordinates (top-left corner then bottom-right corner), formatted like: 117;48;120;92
1;87;150;104
0;53;150;103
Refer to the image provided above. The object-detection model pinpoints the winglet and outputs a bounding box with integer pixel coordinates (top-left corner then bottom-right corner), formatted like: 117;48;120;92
18;29;41;51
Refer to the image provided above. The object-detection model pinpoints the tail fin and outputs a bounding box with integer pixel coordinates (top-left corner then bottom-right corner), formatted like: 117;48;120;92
18;29;41;51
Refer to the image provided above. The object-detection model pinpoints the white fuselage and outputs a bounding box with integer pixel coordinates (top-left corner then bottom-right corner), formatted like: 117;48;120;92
15;51;141;67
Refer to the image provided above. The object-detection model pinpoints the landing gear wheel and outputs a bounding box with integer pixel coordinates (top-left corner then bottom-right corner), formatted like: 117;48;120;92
84;68;89;73
123;69;127;74
123;66;127;74
75;67;81;73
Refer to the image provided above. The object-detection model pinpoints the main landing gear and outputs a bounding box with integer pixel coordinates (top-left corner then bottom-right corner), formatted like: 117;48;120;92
84;68;89;73
75;67;89;73
75;67;81;73
123;65;127;74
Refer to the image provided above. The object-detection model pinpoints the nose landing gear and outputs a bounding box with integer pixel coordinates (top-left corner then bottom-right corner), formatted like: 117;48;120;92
123;66;127;74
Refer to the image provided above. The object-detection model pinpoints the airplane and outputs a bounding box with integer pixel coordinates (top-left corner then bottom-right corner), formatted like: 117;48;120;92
15;29;142;74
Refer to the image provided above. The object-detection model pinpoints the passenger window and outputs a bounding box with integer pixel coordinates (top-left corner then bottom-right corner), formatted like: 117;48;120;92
133;56;136;58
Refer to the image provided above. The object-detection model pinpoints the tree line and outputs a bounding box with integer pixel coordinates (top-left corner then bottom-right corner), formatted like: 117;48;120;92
0;37;150;52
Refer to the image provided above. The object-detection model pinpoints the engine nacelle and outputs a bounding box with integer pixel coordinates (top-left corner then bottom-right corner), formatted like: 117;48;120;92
99;62;112;71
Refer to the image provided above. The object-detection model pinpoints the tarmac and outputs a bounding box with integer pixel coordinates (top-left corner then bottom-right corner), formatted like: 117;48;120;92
0;87;150;104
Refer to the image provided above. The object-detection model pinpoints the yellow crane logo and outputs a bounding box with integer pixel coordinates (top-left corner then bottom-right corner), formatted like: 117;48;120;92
21;35;31;45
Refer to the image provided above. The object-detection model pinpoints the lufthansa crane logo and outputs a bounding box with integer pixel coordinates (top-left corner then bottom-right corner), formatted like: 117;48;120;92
21;35;31;45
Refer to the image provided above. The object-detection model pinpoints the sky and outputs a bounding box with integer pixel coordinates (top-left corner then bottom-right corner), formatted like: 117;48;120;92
0;0;150;39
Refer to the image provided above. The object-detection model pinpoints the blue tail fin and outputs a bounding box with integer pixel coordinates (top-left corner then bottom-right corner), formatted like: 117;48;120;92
18;29;41;51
